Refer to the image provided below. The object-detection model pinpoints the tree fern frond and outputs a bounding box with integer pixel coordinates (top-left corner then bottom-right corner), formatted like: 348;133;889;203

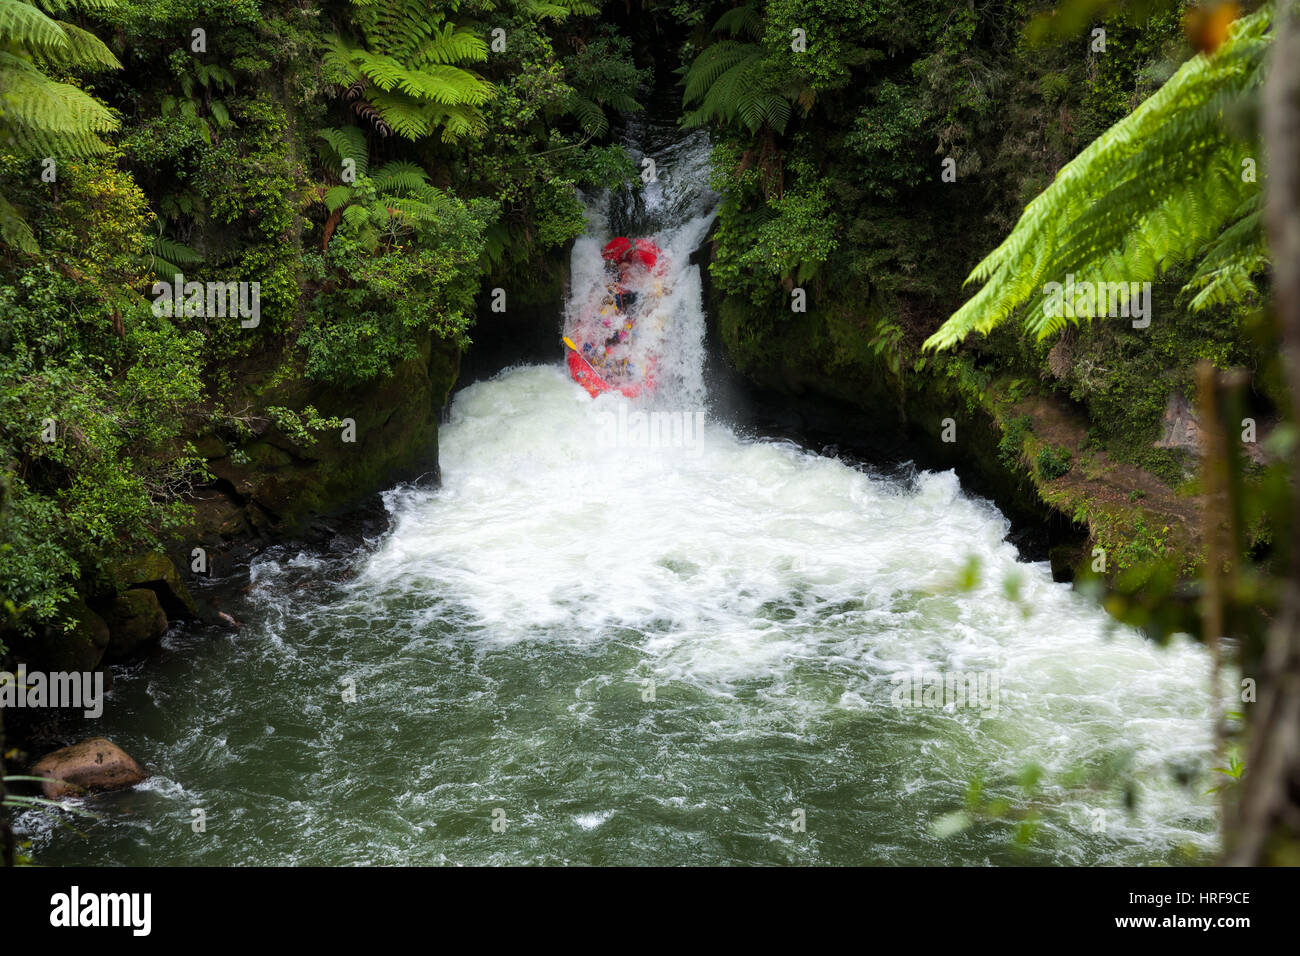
714;4;763;40
322;35;366;86
0;191;39;254
0;52;119;157
318;125;369;178
525;0;587;22
371;159;428;194
431;102;487;142
926;5;1272;350
145;235;201;277
35;0;120;12
392;62;493;106
364;87;435;138
602;91;641;113
44;20;119;69
323;184;353;213
341;202;372;230
682;41;756;103
415;23;488;66
0;0;68;50
567;93;607;136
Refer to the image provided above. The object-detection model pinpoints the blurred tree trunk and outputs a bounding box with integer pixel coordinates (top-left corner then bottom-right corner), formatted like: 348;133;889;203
1227;0;1300;866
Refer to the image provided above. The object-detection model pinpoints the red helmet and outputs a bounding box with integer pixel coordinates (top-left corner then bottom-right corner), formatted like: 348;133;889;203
601;237;634;262
632;238;660;269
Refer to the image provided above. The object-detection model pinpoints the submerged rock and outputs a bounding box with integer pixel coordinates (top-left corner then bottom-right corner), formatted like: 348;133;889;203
32;737;146;799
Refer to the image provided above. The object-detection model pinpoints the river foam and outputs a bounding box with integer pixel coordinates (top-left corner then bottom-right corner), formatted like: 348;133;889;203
15;102;1221;868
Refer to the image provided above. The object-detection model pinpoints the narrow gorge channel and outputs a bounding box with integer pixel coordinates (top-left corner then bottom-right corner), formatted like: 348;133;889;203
17;115;1222;867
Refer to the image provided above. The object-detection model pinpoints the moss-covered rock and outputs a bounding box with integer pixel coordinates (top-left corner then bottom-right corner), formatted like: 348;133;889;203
183;331;461;543
104;588;169;659
191;433;228;459
105;553;197;619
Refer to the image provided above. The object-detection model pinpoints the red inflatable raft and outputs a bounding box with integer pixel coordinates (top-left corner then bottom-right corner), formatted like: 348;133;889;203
567;236;664;398
566;348;651;398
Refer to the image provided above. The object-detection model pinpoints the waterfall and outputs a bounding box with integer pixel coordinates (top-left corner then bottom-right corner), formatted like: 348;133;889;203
15;121;1222;868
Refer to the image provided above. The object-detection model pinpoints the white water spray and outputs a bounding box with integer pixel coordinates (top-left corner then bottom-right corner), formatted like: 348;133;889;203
16;126;1221;868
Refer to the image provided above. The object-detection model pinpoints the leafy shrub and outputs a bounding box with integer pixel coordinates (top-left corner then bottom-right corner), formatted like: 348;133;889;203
998;415;1033;470
1036;445;1072;481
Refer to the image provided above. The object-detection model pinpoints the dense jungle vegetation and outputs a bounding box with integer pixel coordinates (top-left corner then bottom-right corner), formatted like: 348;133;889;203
0;0;643;631
2;0;1299;864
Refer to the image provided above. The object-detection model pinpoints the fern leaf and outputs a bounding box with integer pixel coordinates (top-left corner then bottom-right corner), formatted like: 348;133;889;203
0;0;67;50
0;192;39;254
925;6;1272;350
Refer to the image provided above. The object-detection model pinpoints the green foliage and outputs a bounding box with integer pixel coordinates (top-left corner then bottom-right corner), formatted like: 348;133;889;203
158;49;235;146
0;0;121;157
300;166;494;385
263;405;341;447
447;8;637;273
317;129;472;254
0;156;203;632
927;7;1272;350
1207;747;1245;795
324;1;494;142
0;0;122;252
1035;445;1072;481
709;161;838;303
998;414;1033;471
845;80;929;200
144;232;201;278
686;0;1035;309
564;30;648;136
682;5;791;134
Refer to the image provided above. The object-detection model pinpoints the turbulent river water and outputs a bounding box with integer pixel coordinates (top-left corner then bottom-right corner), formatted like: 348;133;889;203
21;114;1221;867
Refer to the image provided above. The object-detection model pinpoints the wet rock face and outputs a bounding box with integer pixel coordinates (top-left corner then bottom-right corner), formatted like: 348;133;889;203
9;597;111;672
108;552;198;619
104;588;169;659
1154;392;1204;456
183;333;461;546
32;737;146;799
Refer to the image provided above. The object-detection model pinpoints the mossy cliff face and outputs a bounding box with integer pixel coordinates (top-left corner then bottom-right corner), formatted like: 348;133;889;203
7;242;571;675
712;292;1078;532
458;259;571;387
186;332;461;544
5;331;460;674
705;265;1244;631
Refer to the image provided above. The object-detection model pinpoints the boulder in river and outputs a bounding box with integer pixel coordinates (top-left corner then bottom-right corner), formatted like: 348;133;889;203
32;737;146;799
